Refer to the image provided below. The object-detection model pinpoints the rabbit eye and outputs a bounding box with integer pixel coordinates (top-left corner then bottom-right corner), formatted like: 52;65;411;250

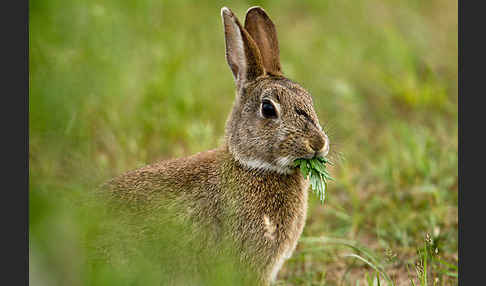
261;100;278;118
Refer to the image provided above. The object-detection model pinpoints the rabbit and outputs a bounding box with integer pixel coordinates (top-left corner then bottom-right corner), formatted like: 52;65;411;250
103;6;329;285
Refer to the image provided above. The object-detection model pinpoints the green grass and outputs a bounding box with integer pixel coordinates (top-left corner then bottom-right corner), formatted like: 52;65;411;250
294;157;334;204
30;0;457;285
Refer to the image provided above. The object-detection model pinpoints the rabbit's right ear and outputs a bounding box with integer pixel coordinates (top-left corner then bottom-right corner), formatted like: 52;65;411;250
221;7;265;87
244;7;282;76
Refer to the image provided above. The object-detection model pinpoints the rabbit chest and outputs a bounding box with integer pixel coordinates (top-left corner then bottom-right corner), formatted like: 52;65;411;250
223;164;309;281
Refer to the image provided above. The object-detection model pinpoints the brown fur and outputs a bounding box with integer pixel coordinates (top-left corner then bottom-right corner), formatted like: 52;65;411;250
103;6;329;285
245;7;282;75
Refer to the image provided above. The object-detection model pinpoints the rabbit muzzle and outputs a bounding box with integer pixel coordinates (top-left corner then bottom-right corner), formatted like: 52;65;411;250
306;131;329;159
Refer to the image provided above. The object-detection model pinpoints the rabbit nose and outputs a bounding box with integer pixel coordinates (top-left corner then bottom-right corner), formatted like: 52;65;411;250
310;133;329;157
319;135;330;157
309;137;324;152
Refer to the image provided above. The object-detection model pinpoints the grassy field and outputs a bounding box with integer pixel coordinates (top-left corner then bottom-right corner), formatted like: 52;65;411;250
29;0;458;285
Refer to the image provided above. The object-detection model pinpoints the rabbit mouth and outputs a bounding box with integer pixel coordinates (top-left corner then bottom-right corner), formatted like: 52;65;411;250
295;146;330;161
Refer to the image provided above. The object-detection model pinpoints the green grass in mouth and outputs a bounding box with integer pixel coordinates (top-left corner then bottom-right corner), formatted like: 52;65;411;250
293;157;334;204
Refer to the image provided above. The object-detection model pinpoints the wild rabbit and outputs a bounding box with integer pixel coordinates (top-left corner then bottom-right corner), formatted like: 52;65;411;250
103;6;329;285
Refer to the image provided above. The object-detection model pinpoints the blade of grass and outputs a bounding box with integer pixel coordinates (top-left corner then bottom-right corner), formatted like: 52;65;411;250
342;253;393;286
300;236;393;285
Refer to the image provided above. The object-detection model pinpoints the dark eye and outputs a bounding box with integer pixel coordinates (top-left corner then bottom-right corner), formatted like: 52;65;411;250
261;100;278;118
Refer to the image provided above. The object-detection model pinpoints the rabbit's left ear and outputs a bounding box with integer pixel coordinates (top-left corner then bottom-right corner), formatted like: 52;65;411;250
244;7;282;76
221;7;265;87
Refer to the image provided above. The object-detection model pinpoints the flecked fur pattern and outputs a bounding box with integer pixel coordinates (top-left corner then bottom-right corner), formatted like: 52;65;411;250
103;6;329;285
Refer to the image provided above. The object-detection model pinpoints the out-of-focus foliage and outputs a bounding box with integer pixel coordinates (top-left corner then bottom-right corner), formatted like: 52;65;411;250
30;0;457;285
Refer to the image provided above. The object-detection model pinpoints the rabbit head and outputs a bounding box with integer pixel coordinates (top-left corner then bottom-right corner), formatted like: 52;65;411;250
222;7;329;174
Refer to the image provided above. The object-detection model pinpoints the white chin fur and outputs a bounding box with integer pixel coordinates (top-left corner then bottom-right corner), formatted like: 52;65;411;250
236;156;293;175
275;156;293;168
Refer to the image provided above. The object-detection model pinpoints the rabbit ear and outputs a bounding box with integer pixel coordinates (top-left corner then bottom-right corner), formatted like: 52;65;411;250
244;7;282;76
221;7;265;87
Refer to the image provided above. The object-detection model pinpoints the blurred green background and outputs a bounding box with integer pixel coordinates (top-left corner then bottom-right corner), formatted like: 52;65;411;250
29;0;457;285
